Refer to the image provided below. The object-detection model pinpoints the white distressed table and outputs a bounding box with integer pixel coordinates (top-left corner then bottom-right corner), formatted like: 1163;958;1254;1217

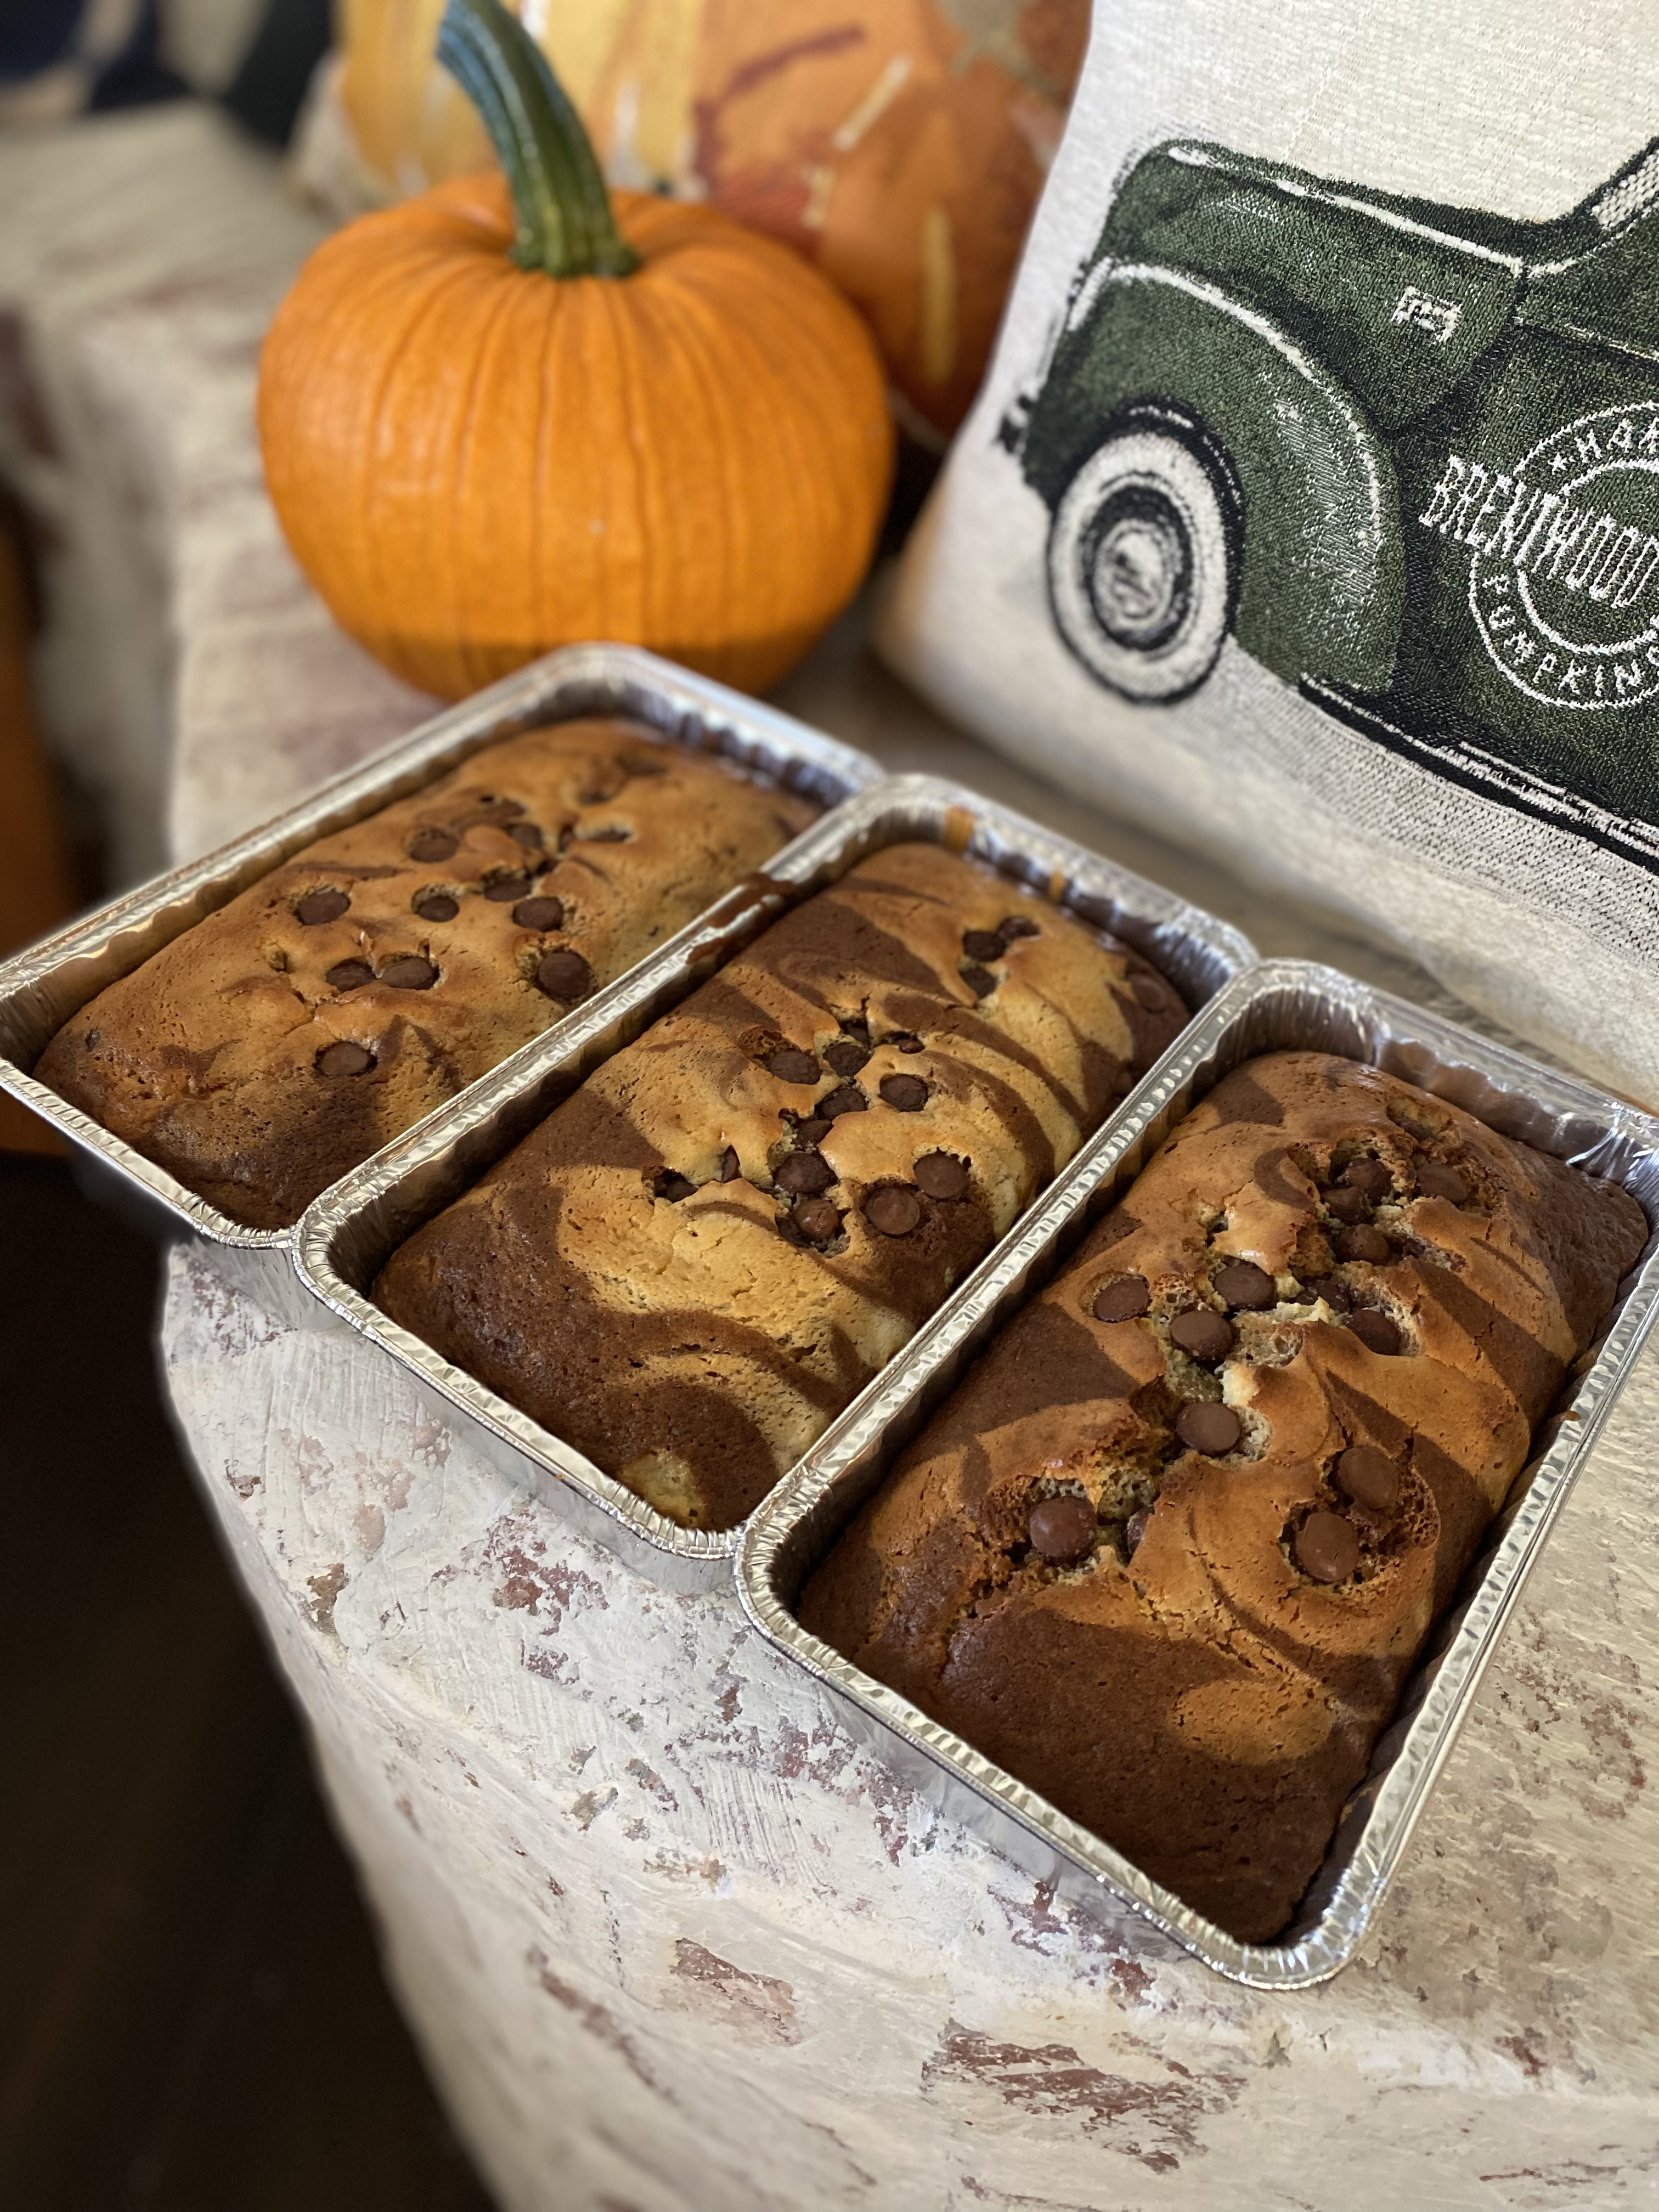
7;102;1659;2212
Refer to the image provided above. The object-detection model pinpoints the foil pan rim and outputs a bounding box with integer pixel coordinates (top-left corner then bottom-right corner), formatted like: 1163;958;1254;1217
0;643;887;1254
294;776;1260;1570
737;957;1659;1987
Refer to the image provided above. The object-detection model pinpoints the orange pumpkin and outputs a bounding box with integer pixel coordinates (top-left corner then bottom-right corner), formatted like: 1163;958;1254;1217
261;0;893;701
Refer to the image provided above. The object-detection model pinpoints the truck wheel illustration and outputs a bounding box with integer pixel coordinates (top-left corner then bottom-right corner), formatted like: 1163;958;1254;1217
1046;410;1240;703
1017;133;1659;856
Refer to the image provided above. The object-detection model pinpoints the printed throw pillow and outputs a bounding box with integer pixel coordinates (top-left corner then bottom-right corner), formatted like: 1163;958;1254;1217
335;0;1087;441
879;0;1659;1103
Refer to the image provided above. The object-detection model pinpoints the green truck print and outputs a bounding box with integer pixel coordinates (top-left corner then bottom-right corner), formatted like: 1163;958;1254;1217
1006;135;1659;866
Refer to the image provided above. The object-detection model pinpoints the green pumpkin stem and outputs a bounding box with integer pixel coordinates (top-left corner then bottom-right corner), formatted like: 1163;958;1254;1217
436;0;638;279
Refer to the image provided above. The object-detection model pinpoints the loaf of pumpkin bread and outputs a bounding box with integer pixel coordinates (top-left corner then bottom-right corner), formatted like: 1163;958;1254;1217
374;841;1189;1529
38;719;817;1228
800;1051;1649;1943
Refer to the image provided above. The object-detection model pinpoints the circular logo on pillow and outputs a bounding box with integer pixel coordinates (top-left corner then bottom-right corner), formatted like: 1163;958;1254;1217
1465;403;1659;710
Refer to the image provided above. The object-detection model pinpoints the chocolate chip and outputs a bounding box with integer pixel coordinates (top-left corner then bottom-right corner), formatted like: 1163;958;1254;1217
507;895;561;932
484;873;533;902
413;892;459;923
774;1150;834;1197
1334;1223;1391;1264
998;915;1040;943
325;959;374;992
962;964;997;998
1174;1401;1242;1455
1301;1275;1351;1313
1340;1158;1393;1201
1333;1445;1401;1514
913;1152;968;1200
879;1074;929;1113
1416;1161;1471;1206
865;1186;922;1237
1093;1274;1150;1323
823;1038;869;1079
1324;1186;1371;1225
765;1048;820;1086
720;1146;741;1183
407;828;457;863
1028;1494;1096;1564
1125;1506;1150;1555
295;888;349;926
653;1169;696;1202
1131;973;1166;1011
1170;1308;1235;1363
962;928;1005;963
536;949;592;1001
317;1040;373;1077
792;1198;840;1243
578;770;628;804
1347;1308;1402;1356
891;1034;924;1054
381;955;438;990
796;1118;831;1144
1295;1510;1361;1584
509;821;545;850
820;1086;866;1120
1214;1260;1275;1311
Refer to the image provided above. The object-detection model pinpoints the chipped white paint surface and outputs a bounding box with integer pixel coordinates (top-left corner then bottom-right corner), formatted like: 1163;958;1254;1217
4;97;1656;2211
164;1245;1659;2211
148;548;1659;2197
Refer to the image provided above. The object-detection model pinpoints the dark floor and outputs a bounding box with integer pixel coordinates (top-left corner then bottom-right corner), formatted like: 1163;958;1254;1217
0;1152;496;2211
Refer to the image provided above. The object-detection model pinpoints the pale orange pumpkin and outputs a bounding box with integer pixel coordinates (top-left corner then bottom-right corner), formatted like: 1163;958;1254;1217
261;0;893;700
335;0;1090;442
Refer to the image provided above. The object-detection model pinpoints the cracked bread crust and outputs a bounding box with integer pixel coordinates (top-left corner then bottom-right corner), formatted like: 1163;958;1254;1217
799;1050;1649;1943
373;841;1189;1531
38;720;816;1229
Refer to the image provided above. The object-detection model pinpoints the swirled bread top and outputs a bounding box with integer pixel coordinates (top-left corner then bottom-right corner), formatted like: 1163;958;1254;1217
39;719;815;1227
375;841;1189;1530
801;1051;1648;1942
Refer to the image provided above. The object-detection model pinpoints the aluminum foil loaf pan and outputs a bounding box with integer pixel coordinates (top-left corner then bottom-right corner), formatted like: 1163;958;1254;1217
737;960;1659;1985
0;644;884;1316
294;774;1257;1589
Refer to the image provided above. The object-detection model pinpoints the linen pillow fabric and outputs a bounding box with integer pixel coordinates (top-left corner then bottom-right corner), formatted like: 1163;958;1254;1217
879;0;1659;1103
